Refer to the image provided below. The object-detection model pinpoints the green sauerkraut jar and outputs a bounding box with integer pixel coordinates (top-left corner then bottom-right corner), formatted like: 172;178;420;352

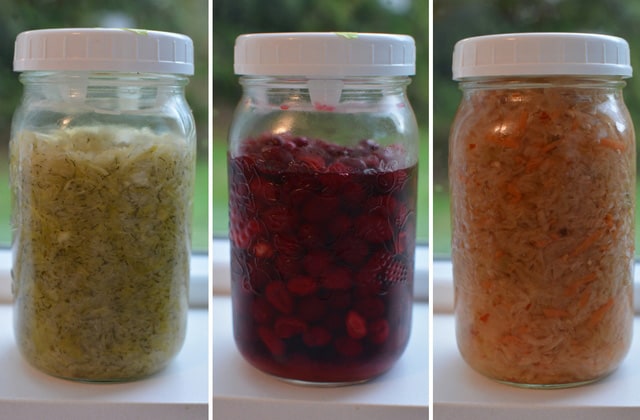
450;33;635;388
10;28;196;381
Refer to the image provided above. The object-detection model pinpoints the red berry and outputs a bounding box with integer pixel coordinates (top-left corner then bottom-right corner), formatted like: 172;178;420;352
273;234;304;258
250;177;279;203
301;195;340;222
326;290;352;310
320;267;352;290
262;205;293;233
375;169;409;193
274;255;303;279
303;250;333;275
346;310;368;339
335;336;364;357
355;211;394;244
253;241;274;258
261;145;294;169
274;316;308;338
368;319;390;344
297;297;327;322
258;327;285;357
340;181;367;210
294;150;326;172
302;326;332;347
327;214;353;240
298;223;328;247
354;297;386;319
265;281;294;314
335;237;369;267
230;219;262;249
251;298;275;324
287;276;318;296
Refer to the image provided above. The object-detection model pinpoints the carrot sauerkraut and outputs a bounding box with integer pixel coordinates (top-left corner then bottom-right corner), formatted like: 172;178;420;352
449;79;635;386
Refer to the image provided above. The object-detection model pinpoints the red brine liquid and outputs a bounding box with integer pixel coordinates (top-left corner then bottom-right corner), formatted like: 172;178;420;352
228;134;417;384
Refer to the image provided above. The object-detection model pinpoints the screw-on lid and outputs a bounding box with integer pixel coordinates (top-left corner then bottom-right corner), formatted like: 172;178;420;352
14;28;194;75
452;32;631;80
234;32;415;77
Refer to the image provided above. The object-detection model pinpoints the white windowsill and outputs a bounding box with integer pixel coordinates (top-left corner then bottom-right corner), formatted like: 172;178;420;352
432;258;640;419
0;304;208;420
211;238;429;419
0;247;209;420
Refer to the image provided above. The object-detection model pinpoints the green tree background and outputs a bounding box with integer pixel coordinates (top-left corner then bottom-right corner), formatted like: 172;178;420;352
0;0;209;249
433;0;640;254
212;0;429;241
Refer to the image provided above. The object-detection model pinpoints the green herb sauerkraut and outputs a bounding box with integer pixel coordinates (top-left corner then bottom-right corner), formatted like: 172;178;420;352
450;80;635;386
10;126;195;381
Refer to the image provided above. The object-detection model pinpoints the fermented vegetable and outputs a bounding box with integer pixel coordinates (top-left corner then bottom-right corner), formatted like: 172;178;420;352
450;79;635;386
11;125;194;381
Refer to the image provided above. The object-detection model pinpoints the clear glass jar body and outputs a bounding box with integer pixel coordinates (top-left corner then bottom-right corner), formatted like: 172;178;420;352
449;77;635;388
228;76;419;384
10;72;196;381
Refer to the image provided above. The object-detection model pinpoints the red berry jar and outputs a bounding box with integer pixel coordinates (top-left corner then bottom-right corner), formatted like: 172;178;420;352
228;32;419;385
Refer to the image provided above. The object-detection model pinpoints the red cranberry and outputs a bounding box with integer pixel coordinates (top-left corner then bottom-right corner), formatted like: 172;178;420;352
229;134;417;383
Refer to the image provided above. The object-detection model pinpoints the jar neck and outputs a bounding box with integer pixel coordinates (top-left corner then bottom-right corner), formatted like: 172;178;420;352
240;75;411;88
458;76;627;91
20;71;189;90
239;75;412;112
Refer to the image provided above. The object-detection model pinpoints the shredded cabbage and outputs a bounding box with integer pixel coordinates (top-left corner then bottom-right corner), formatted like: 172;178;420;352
450;80;635;386
10;126;195;381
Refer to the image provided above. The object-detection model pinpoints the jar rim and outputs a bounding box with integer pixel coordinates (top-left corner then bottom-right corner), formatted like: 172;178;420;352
234;32;415;77
14;28;194;75
452;32;632;80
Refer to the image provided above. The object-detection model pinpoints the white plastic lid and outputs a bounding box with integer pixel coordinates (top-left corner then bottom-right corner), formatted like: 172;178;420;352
452;32;631;80
234;32;415;77
14;28;194;75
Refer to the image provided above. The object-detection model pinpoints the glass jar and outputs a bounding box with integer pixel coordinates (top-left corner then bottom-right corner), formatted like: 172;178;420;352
228;32;419;385
10;28;196;381
449;33;635;388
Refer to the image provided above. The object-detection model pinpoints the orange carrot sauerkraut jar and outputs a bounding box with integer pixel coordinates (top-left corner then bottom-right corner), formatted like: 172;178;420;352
449;33;635;388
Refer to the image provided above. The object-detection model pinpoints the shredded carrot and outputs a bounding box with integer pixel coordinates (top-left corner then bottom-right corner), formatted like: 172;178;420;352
604;213;615;229
587;298;614;328
486;131;519;149
541;141;560;154
506;182;522;204
499;334;522;346
569;229;604;258
525;157;543;173
517;110;529;132
532;237;552;248
543;308;570;318
564;272;597;297
578;288;591;309
600;137;627;151
480;279;494;291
